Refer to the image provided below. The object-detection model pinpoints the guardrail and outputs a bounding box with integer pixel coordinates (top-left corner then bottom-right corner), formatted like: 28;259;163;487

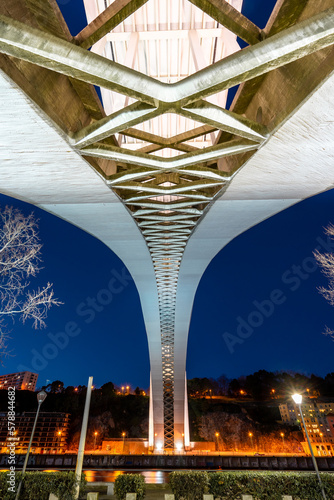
2;453;334;471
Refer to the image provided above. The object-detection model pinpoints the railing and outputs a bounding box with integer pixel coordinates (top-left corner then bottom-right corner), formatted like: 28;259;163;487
2;453;333;471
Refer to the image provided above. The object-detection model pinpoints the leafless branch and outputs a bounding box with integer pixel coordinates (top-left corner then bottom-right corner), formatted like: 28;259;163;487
323;325;334;340
313;224;334;339
0;205;61;358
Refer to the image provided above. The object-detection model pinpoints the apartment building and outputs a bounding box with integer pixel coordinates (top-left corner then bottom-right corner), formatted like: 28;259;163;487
0;412;70;453
279;399;334;456
0;371;38;391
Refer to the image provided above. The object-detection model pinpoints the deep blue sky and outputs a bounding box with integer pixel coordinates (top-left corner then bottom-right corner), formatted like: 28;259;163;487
1;0;333;390
1;189;334;390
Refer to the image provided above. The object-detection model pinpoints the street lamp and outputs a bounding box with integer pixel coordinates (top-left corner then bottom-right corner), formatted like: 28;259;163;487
248;432;253;451
280;432;285;452
15;390;47;500
94;431;98;451
292;394;327;500
57;431;62;452
215;432;219;451
122;431;126;452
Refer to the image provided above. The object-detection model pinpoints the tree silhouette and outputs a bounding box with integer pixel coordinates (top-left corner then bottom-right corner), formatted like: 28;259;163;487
0;205;61;357
314;223;334;339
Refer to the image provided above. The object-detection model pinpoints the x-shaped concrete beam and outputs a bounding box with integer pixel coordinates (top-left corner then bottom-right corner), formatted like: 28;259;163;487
1;7;334;159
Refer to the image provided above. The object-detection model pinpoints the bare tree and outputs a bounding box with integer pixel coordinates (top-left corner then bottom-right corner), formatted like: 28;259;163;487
0;205;61;356
314;223;334;339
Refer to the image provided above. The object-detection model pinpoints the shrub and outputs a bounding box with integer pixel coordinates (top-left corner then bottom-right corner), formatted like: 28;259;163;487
169;471;209;500
0;471;86;500
49;471;86;500
209;471;334;500
0;470;20;500
114;473;145;500
21;472;51;499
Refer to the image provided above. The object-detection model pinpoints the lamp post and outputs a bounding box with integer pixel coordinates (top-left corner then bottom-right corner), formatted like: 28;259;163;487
57;431;62;452
215;432;219;452
94;431;98;451
122;432;126;452
248;432;253;452
74;376;94;500
292;394;327;500
15;390;47;500
280;432;285;453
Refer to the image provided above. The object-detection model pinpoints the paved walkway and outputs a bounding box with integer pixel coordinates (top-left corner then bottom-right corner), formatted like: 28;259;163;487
83;483;172;500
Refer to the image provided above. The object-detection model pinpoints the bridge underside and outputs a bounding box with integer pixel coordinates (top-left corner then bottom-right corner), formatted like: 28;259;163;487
0;0;334;449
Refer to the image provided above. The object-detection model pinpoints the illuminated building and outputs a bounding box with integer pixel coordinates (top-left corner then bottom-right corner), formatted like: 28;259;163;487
0;412;70;454
0;372;38;392
279;400;334;456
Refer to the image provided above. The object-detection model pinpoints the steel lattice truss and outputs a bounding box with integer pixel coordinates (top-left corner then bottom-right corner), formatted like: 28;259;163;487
1;0;334;448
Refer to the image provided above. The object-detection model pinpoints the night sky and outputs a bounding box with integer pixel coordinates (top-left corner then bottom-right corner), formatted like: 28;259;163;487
1;189;334;391
0;0;333;390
